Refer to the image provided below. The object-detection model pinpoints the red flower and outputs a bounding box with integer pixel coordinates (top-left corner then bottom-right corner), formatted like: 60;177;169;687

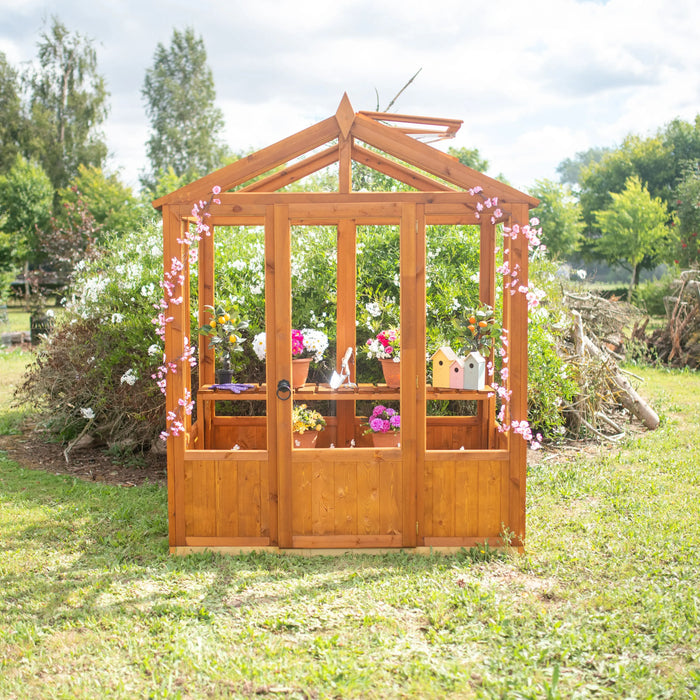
682;243;688;248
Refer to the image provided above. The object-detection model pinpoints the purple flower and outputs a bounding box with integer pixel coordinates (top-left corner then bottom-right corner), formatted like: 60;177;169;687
385;408;396;417
390;415;401;429
372;405;386;418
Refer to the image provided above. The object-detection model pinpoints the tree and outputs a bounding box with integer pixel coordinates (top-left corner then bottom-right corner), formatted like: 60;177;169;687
528;179;583;261
447;146;489;173
593;176;669;300
0;155;53;274
26;17;109;192
0;52;24;172
141;27;229;190
556;146;611;187
58;165;147;237
674;164;700;268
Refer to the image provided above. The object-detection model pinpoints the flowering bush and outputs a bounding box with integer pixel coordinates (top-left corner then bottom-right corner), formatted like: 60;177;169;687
365;328;400;361
364;405;401;434
252;328;329;364
17;225;168;447
292;404;326;434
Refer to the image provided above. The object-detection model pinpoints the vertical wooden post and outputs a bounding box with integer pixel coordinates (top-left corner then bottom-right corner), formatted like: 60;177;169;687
400;203;419;547
163;205;187;548
269;204;293;548
508;203;529;546
264;206;279;544
198;221;215;387
338;134;353;194
415;205;426;545
336;218;357;447
479;218;497;448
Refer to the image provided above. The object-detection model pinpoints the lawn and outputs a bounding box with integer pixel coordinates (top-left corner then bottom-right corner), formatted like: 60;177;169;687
0;364;698;698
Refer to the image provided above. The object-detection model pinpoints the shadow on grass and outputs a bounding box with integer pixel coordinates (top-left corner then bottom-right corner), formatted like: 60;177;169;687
1;453;506;633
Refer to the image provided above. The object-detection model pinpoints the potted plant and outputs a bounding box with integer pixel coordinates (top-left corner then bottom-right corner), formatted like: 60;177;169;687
364;404;401;447
252;327;329;387
198;304;249;384
456;304;501;390
365;328;401;387
292;403;326;448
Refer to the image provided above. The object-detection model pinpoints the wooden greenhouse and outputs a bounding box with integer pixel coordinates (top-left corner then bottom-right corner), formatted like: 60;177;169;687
153;94;539;554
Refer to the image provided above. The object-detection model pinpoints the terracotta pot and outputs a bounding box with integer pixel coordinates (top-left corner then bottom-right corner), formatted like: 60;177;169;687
371;431;400;448
380;358;400;387
293;430;319;448
292;358;311;388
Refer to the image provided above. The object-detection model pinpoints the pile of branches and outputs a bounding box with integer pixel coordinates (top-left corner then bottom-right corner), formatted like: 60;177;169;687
563;290;643;358
557;295;659;443
641;270;700;368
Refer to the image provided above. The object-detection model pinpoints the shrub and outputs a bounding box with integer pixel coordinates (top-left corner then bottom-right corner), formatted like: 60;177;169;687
17;225;167;447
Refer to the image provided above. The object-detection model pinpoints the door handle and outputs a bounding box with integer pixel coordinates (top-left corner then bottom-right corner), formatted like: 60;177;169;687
276;379;291;400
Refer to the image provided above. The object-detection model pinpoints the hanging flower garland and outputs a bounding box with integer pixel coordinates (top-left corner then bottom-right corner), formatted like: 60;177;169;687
466;186;547;448
152;186;221;439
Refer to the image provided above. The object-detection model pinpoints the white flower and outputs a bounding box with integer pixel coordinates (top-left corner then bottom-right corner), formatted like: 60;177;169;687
80;407;95;420
253;332;267;361
111;313;124;324
576;269;587;280
120;369;138;386
301;328;329;363
147;344;161;357
365;302;381;318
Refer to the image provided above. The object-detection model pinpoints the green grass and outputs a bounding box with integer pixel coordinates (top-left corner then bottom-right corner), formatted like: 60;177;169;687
0;348;33;434
1;368;699;698
1;306;31;333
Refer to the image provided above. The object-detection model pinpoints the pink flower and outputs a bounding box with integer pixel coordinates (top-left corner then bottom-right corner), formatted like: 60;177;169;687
369;417;384;432
212;185;221;195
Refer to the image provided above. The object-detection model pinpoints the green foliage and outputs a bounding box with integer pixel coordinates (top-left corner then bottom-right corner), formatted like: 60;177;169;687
198;304;249;369
674;163;700;268
447;145;489;172
141;27;229;190
631;273;676;316
0;51;23;172
25;16;109;191
58;165;147;237
17;226;166;446
593;176;670;298
556;145;611;186
0;155;53;272
528;178;584;260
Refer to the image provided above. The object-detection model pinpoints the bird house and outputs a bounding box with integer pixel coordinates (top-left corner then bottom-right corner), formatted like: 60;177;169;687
463;351;486;390
431;346;459;388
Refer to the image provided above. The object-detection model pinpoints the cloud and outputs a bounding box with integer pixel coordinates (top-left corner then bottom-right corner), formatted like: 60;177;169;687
1;0;699;192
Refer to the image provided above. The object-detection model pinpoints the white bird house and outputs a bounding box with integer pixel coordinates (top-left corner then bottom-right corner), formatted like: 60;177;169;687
463;351;486;390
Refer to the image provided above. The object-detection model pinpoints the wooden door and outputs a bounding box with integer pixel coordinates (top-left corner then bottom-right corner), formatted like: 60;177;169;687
266;204;411;549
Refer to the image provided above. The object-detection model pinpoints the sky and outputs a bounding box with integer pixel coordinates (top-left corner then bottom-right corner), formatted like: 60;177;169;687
2;0;699;194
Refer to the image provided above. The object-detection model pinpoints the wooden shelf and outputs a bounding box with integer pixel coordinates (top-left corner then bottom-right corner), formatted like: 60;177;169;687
198;383;493;402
